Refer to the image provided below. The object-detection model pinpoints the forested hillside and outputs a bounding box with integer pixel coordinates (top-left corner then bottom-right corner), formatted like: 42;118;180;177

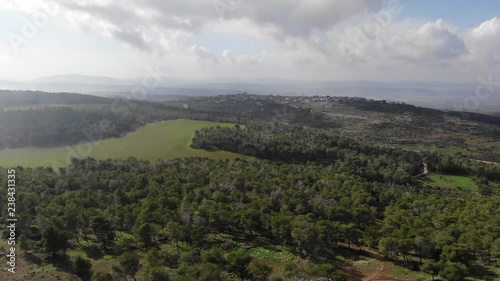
192;123;500;183
0;91;177;149
3;91;500;164
1;91;499;280
0;91;232;149
1;157;498;280
0;90;109;108
1;122;499;280
186;94;500;162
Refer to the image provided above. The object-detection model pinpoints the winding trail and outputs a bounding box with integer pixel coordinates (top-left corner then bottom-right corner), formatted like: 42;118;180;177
471;159;500;166
340;243;404;281
413;162;429;178
365;259;400;281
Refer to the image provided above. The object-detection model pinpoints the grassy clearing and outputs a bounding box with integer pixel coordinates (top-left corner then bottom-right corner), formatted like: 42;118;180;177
349;256;379;276
231;247;296;262
347;255;433;281
0;119;250;168
466;137;500;154
423;174;479;191
386;262;430;280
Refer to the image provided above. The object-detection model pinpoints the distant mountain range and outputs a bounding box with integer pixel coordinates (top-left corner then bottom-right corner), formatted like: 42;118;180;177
1;75;499;112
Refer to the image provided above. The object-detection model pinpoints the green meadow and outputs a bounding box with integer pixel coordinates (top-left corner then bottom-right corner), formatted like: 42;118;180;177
423;174;479;191
423;173;500;192
0;119;248;168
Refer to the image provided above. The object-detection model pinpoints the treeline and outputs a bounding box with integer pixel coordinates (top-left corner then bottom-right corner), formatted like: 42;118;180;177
0;156;498;280
336;97;443;117
191;123;500;185
0;91;243;149
0;103;186;149
0;105;248;150
0;107;138;149
424;152;500;183
0;90;109;109
0;91;182;149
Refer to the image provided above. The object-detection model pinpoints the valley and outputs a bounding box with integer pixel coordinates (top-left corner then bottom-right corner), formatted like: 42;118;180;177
0;119;247;168
0;90;499;281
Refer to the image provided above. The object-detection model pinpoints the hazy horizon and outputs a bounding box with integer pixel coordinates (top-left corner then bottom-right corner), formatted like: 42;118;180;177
2;74;499;112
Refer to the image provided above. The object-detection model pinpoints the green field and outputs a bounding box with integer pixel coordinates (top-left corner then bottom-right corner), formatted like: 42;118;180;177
423;174;479;191
0;119;248;168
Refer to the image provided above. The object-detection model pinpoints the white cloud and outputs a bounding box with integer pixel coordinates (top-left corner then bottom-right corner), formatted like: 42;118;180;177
222;50;236;64
465;17;500;63
0;0;56;13
50;0;386;50
189;45;218;63
0;0;499;83
383;20;467;63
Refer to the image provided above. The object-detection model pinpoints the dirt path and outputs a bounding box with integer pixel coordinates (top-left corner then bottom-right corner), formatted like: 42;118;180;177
364;259;400;281
471;159;500;166
413;162;429;178
423;162;429;174
340;244;404;281
365;259;384;281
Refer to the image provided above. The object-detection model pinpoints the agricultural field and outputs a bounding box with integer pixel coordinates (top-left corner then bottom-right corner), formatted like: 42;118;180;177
0;119;248;168
466;137;500;152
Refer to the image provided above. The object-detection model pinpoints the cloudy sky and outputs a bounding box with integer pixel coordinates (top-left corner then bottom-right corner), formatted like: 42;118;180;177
0;0;499;82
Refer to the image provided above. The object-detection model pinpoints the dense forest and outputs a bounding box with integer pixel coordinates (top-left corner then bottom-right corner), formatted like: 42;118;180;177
1;122;499;280
192;124;500;184
1;91;499;280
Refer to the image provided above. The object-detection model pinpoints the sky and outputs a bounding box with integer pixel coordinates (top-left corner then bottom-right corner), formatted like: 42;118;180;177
0;0;499;83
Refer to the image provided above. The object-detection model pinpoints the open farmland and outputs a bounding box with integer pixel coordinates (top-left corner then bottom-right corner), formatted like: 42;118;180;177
0;119;248;167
